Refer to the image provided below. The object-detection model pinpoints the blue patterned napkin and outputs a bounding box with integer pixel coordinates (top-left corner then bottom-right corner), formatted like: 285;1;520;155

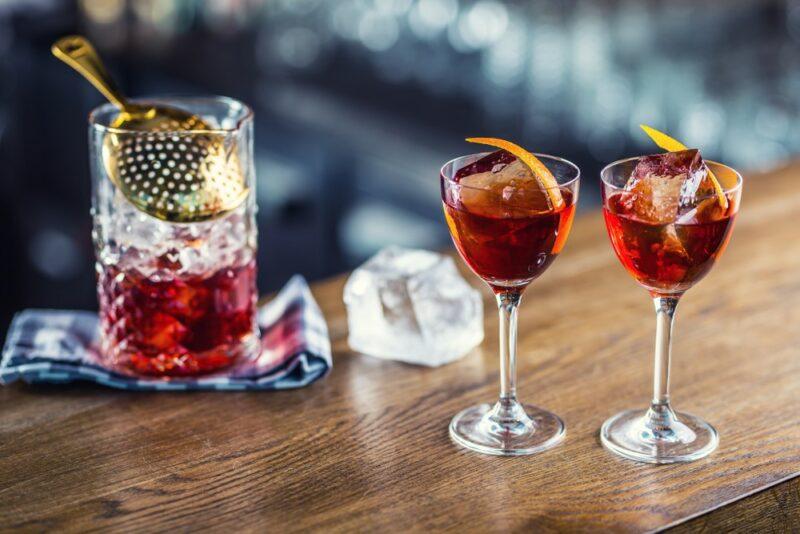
1;275;331;391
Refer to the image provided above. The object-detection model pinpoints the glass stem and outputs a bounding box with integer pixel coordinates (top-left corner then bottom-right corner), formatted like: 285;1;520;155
483;289;534;435
646;295;681;433
497;290;521;403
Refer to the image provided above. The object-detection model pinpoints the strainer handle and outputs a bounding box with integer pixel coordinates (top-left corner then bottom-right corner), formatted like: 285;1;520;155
52;35;128;110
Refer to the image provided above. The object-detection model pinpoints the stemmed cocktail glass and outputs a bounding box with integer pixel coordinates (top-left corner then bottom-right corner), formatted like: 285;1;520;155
599;155;742;463
441;147;579;456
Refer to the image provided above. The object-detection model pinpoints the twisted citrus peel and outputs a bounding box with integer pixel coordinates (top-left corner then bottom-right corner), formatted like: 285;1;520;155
465;137;564;210
639;125;728;210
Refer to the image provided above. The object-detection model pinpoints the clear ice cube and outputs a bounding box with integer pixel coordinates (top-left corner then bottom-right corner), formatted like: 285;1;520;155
624;149;712;224
676;196;727;225
457;151;551;217
344;246;484;366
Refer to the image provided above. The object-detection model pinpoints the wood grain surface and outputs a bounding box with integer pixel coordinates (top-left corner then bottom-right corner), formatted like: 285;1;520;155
2;162;800;532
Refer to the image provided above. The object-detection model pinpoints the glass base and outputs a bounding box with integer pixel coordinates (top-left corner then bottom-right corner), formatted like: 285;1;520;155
449;400;565;456
600;407;718;464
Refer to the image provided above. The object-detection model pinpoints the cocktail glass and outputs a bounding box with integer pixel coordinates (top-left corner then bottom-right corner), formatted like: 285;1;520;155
90;96;259;376
441;151;580;455
600;156;742;463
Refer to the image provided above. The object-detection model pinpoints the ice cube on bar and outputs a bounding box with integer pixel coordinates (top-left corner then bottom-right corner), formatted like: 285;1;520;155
344;247;484;366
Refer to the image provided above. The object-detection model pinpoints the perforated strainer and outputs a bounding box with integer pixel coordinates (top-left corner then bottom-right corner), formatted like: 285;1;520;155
102;124;248;222
53;35;248;222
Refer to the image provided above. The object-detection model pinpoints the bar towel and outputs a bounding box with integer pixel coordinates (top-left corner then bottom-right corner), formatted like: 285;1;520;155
0;275;331;391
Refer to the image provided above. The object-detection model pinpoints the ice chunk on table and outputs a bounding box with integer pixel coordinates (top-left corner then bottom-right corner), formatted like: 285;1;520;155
455;150;552;217
623;149;713;224
344;247;484;366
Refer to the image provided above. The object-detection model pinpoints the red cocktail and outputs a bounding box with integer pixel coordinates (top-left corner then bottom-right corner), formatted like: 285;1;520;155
599;139;743;464
442;150;576;292
603;192;737;294
97;257;257;376
441;139;580;456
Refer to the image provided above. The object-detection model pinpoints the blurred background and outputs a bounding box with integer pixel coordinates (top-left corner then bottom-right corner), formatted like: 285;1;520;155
0;0;797;334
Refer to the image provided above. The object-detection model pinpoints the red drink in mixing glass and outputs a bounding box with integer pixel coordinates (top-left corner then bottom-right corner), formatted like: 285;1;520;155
97;258;257;376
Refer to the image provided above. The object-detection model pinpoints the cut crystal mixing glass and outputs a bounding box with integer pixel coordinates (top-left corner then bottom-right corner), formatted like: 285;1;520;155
90;97;259;376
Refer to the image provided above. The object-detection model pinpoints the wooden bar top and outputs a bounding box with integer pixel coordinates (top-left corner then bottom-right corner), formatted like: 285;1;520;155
2;161;800;532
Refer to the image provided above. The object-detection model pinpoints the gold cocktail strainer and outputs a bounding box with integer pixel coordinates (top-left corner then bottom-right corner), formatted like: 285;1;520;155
53;36;248;222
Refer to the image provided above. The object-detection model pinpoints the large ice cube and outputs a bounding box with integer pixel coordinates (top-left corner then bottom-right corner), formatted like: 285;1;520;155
455;150;551;217
624;149;712;224
344;247;484;366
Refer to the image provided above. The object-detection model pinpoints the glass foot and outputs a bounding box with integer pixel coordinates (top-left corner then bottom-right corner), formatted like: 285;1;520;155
600;407;718;464
449;400;565;456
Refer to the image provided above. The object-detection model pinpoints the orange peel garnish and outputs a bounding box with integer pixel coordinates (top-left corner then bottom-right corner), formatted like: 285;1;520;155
639;125;728;210
465;137;564;210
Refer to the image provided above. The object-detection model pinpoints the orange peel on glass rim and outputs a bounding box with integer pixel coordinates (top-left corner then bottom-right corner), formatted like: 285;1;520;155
465;137;564;210
639;124;728;210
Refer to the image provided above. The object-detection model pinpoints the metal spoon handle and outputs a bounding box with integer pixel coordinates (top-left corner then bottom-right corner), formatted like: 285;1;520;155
51;35;128;110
